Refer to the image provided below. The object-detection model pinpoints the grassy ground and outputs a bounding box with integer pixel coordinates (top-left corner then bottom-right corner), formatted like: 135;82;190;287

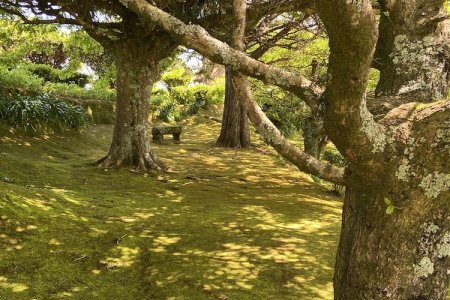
0;118;342;299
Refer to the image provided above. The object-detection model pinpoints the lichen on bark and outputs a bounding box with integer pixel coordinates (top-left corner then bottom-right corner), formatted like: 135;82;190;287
413;256;434;279
437;232;450;259
419;172;450;199
360;99;386;153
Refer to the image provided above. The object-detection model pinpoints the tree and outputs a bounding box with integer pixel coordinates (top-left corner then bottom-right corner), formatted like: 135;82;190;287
217;12;321;149
0;0;309;170
120;0;449;298
216;0;250;148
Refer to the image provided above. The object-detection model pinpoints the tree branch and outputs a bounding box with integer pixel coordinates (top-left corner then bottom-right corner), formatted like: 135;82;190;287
316;0;386;168
118;0;322;111
230;0;345;185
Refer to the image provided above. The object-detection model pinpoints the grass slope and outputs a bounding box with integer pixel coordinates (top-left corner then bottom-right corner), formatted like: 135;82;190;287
0;118;342;299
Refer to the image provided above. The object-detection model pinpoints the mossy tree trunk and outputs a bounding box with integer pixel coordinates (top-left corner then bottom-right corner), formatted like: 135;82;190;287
98;38;171;171
216;66;251;148
374;0;449;100
334;104;450;299
335;178;449;299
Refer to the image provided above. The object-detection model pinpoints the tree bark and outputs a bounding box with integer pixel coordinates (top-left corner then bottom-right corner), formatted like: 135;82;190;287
303;112;327;159
335;182;449;299
97;38;167;171
335;101;450;299
216;0;251;148
374;0;450;100
216;66;251;148
303;59;327;160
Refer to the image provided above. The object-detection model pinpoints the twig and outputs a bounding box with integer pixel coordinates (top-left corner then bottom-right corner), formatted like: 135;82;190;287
116;234;128;244
74;255;91;262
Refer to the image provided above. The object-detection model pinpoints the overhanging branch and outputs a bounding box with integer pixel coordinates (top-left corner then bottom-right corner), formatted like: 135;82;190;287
119;0;323;111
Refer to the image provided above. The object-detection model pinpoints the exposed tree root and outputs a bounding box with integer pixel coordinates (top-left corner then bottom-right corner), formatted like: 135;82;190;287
96;149;166;172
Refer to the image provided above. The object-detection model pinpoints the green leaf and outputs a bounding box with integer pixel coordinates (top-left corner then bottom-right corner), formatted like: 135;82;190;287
384;197;392;206
386;206;394;215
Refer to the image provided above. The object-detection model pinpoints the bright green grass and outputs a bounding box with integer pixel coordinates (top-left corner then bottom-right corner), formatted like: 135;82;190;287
0;118;342;299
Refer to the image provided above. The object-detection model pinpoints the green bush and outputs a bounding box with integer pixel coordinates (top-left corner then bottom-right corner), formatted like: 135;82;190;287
26;64;89;87
0;66;44;93
158;99;183;123
0;93;88;133
322;147;346;195
150;81;225;122
205;79;225;105
322;148;346;167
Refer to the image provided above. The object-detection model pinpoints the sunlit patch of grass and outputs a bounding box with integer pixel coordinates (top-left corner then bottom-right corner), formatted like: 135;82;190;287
0;118;342;299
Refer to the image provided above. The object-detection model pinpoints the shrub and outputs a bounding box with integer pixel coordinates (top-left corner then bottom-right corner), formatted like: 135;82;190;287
0;93;88;133
26;64;89;87
0;66;44;93
158;99;183;123
322;148;346;167
205;79;225;105
322;147;346;195
150;81;225;122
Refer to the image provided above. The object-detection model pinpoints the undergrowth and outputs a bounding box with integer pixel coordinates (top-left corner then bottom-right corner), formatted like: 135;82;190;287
0;92;87;133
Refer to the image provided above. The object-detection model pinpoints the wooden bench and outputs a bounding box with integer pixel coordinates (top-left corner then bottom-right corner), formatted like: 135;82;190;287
152;126;182;144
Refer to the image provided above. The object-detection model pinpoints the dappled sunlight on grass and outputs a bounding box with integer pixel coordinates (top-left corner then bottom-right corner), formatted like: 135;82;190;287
0;119;342;299
100;246;139;268
0;276;29;293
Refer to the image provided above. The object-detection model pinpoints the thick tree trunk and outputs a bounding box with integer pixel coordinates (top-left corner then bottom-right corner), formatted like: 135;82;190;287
216;66;251;148
98;38;165;171
374;0;449;100
334;101;450;299
335;182;449;299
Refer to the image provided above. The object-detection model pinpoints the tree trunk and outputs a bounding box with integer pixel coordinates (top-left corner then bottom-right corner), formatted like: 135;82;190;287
303;118;327;159
216;66;251;148
335;182;449;299
374;0;449;100
97;38;166;171
216;0;251;148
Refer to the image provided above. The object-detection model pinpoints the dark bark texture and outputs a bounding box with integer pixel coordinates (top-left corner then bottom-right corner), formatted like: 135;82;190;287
216;66;251;148
98;37;176;171
216;0;251;148
374;0;450;100
303;112;327;159
335;102;450;299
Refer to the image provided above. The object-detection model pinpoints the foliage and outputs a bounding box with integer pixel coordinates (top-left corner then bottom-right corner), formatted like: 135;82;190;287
0;17;116;101
322;147;346;195
151;78;225;123
0;66;44;93
26;64;89;87
0;18;65;67
367;69;380;92
0;92;87;133
252;80;309;137
161;66;193;90
0;65;115;102
322;148;346;167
